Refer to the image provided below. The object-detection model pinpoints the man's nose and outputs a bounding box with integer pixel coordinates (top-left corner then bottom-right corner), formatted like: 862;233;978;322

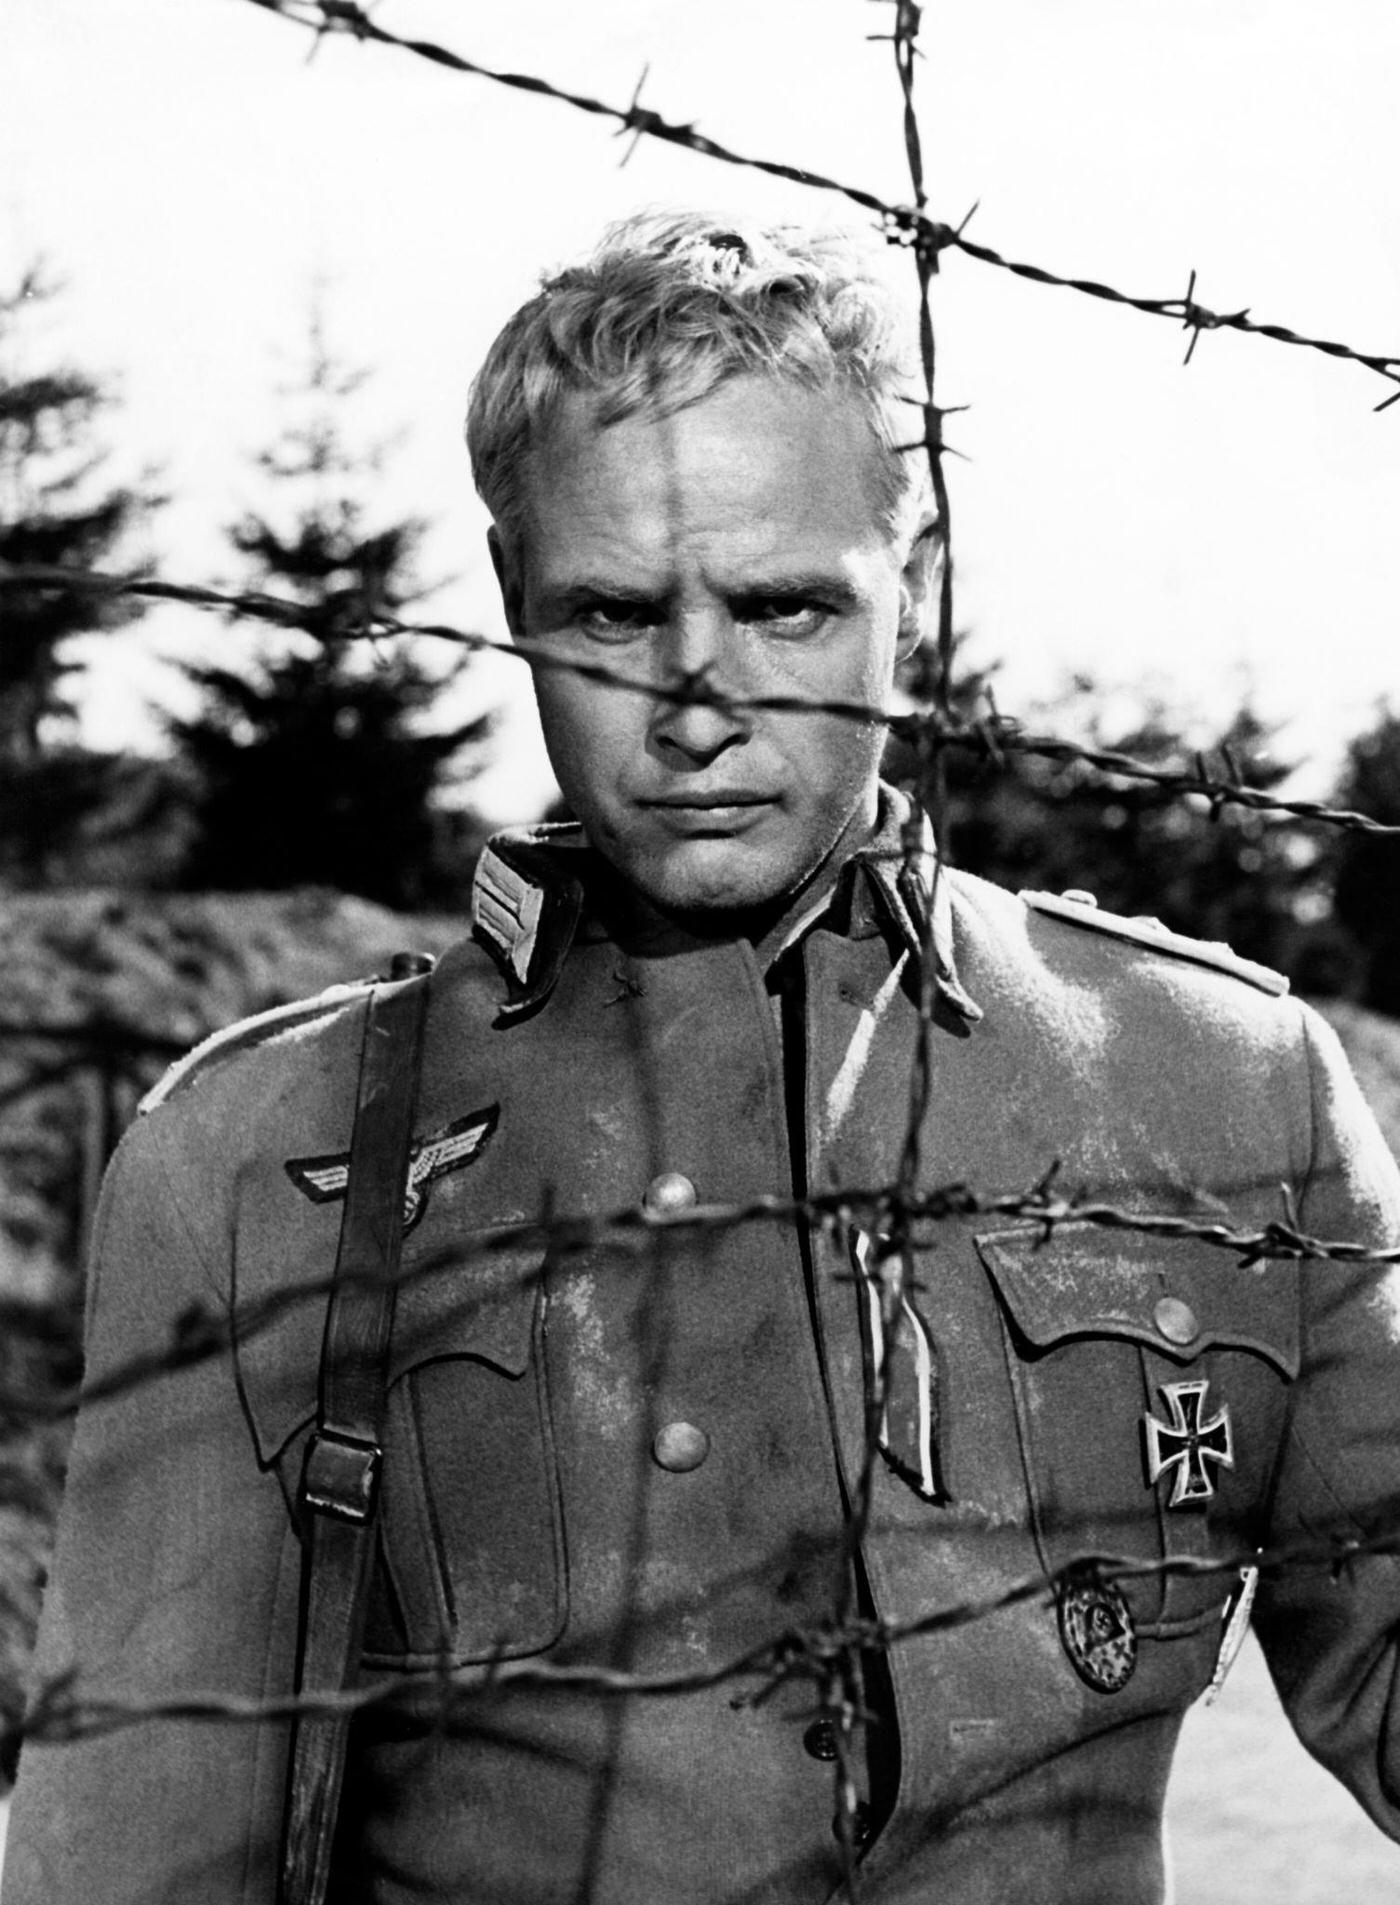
649;611;751;763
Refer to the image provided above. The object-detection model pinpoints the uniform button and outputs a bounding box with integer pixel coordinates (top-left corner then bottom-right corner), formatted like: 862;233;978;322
643;1172;697;1216
388;949;435;979
1154;1296;1200;1346
831;1801;873;1850
652;1422;710;1472
803;1719;839;1761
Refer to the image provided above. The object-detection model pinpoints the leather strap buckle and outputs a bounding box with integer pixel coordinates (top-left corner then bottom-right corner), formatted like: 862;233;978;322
302;1429;382;1525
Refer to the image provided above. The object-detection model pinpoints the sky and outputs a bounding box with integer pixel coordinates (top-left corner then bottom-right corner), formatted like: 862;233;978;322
3;0;1398;822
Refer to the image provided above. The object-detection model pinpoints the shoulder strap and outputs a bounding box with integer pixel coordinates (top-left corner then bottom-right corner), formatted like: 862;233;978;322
278;956;434;1905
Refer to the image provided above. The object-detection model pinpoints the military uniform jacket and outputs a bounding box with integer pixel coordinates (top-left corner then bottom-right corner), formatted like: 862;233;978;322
10;808;1400;1904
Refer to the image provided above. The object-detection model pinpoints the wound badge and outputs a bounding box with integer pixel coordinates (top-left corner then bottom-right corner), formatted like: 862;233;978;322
285;1104;499;1233
1056;1570;1138;1694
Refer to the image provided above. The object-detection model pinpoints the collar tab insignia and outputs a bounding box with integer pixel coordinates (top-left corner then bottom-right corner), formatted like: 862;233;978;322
861;798;982;1026
471;828;586;1023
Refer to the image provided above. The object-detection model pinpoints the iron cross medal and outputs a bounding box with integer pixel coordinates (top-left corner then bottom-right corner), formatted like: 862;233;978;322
1143;1379;1234;1508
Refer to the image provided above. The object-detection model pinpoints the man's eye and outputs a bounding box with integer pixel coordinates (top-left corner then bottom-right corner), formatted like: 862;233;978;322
576;602;659;642
739;597;828;638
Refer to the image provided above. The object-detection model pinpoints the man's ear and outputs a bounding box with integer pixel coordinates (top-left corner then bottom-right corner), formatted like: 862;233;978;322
488;525;527;638
895;511;944;664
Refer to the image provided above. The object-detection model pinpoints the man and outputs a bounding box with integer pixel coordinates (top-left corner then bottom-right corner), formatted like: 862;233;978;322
8;212;1400;1904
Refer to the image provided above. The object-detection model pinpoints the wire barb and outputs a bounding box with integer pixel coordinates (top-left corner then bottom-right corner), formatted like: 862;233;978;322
232;0;1400;403
6;559;1396;834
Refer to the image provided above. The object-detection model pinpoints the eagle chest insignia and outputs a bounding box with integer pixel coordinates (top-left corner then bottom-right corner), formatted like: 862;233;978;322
285;1105;500;1231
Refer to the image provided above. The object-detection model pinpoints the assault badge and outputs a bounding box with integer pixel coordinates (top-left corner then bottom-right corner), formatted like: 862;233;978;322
1143;1380;1234;1507
285;1105;499;1233
1057;1569;1137;1694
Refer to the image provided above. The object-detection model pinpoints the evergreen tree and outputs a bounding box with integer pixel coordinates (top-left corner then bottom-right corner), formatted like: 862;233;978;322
167;317;490;910
887;651;1325;983
1328;709;1400;1014
0;266;159;883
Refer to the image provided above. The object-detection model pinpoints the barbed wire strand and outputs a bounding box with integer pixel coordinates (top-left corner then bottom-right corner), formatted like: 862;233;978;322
234;0;1400;409
4;560;1397;836
12;1523;1400;1759
831;10;950;1873
5;1170;1398;1433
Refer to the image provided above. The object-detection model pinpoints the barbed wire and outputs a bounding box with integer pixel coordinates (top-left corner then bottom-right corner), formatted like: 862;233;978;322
7;1;1400;1885
12;1522;1400;1760
0;1015;185;1061
4;559;1398;835
237;0;1400;410
3;1166;1396;1431
841;12;952;1861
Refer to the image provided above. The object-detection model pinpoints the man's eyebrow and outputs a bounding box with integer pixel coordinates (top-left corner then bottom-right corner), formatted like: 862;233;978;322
545;579;669;610
539;571;862;612
729;573;861;605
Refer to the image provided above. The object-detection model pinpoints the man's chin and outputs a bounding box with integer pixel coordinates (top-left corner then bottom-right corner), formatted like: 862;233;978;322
625;842;790;922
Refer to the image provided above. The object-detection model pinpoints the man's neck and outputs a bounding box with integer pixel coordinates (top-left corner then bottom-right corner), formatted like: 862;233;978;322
588;801;882;972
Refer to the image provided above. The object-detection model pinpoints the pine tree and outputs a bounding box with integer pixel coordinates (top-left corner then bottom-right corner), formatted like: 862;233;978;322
1328;710;1400;1014
887;652;1324;983
167;316;490;910
0;266;159;883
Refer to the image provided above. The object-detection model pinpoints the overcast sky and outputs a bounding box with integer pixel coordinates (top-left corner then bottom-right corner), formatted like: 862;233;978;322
3;0;1398;820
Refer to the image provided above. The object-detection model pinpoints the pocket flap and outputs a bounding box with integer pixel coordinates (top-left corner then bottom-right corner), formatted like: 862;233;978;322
974;1223;1299;1379
386;1235;542;1387
235;1232;545;1467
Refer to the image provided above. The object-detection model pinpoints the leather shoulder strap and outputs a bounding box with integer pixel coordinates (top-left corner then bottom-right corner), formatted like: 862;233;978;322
278;959;433;1905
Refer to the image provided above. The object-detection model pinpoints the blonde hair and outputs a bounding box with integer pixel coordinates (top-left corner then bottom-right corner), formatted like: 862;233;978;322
466;210;928;550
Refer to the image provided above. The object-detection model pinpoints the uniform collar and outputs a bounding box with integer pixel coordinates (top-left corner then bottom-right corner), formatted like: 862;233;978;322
470;788;980;1026
840;788;983;1025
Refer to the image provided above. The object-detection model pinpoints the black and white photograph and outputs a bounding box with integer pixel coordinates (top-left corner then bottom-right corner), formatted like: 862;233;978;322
2;3;1400;1899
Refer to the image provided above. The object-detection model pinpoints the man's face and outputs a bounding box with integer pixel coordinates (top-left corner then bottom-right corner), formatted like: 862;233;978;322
493;375;932;922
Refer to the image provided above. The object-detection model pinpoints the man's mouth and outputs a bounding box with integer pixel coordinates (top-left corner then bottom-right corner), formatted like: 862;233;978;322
647;793;773;808
642;793;777;829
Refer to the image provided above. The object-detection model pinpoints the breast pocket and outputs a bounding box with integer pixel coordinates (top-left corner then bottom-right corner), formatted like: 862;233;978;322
238;1230;567;1671
975;1223;1299;1638
362;1236;567;1669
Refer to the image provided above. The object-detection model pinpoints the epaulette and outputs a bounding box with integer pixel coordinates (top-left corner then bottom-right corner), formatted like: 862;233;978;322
137;980;373;1116
1020;889;1289;998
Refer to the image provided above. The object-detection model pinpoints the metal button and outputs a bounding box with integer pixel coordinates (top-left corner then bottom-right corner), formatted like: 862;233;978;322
1154;1296;1200;1347
1060;888;1097;907
803;1719;839;1761
388;949;435;979
652;1422;710;1472
831;1801;873;1850
643;1172;697;1216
